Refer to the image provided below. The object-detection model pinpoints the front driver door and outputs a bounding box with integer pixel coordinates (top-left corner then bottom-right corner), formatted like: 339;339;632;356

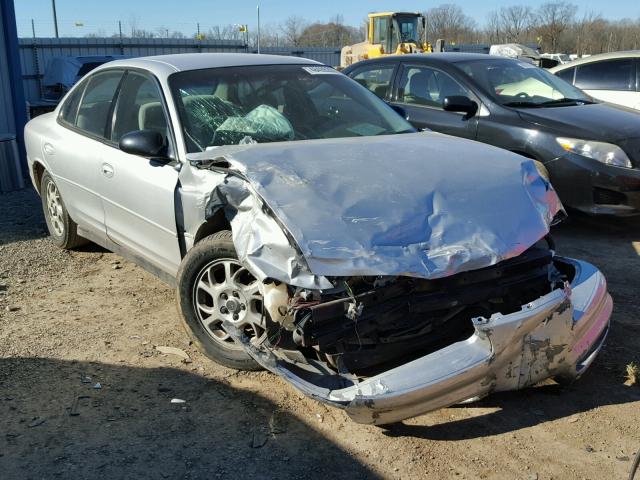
391;63;479;139
97;70;182;278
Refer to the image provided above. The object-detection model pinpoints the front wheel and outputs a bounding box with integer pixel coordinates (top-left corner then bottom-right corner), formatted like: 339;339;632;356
176;231;265;370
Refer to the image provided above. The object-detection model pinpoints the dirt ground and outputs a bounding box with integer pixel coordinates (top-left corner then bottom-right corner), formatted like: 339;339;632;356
1;187;639;480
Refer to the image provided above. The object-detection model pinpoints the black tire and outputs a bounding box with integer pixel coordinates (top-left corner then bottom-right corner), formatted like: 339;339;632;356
40;171;87;249
176;231;262;371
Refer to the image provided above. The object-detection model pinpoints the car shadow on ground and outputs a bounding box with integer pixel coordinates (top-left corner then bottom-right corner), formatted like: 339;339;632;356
0;188;48;246
0;357;378;480
0;188;108;256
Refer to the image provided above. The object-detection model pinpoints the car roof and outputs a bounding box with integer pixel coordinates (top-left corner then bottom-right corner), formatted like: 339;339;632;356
93;52;322;77
550;50;640;72
347;52;517;68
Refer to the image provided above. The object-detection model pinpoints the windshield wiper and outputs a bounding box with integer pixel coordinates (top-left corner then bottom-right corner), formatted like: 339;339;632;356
502;101;541;108
539;97;594;106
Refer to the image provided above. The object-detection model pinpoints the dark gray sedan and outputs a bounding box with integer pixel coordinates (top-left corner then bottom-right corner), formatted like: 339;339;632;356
344;53;640;216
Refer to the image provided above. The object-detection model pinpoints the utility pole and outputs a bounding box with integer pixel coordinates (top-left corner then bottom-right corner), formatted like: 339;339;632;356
51;0;59;38
118;21;124;54
31;19;36;38
256;4;261;53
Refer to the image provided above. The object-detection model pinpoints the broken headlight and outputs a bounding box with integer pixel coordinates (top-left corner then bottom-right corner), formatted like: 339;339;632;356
556;137;632;168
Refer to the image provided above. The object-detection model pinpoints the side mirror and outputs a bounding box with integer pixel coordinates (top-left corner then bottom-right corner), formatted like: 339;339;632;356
443;95;478;117
389;104;409;120
119;130;166;157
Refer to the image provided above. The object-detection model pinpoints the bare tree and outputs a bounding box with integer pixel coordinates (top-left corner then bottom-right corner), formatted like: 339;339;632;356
157;26;170;39
280;16;307;47
203;25;243;41
535;2;577;52
299;20;360;47
60;6;640;54
499;5;534;43
425;4;476;44
573;11;607;54
485;10;503;44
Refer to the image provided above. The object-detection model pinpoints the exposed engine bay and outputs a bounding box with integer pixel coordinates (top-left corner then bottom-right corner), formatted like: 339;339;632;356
250;239;564;380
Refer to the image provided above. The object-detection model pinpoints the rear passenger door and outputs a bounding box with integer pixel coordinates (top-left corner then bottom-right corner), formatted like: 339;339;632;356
573;59;640;109
390;63;479;139
97;70;182;277
49;69;125;242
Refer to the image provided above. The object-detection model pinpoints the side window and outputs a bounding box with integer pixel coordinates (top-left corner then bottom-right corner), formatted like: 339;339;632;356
75;70;124;138
350;65;394;99
372;17;387;46
111;71;168;143
555;67;575;85
59;81;86;125
398;65;469;108
575;59;634;91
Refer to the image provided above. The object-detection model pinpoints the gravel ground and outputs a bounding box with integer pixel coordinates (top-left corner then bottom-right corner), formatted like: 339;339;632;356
1;187;639;480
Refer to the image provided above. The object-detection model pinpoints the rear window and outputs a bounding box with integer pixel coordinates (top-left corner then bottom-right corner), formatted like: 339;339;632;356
59;81;86;125
574;59;634;91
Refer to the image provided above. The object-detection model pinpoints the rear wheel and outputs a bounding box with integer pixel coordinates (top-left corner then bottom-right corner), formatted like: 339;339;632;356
176;231;265;370
40;171;87;249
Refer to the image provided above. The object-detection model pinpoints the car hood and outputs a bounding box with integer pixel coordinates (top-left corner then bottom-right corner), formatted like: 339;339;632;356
190;132;563;288
517;102;640;141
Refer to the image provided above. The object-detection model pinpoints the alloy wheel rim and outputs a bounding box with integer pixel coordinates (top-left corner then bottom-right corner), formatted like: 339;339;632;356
193;258;266;350
46;180;65;237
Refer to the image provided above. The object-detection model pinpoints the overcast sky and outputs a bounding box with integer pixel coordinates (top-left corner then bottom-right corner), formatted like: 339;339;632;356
15;0;640;38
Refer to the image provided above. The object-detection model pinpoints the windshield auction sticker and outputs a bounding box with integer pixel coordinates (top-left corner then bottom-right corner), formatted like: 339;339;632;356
302;66;339;75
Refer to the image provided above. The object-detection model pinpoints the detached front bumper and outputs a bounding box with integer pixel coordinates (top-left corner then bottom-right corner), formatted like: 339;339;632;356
233;257;612;425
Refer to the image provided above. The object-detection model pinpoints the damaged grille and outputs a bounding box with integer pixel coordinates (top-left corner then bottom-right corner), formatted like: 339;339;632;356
285;245;557;376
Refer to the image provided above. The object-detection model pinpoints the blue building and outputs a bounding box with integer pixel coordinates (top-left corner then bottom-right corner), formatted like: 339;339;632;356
0;0;28;192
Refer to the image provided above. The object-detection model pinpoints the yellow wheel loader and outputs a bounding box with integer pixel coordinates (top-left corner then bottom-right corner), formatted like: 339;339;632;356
340;12;432;68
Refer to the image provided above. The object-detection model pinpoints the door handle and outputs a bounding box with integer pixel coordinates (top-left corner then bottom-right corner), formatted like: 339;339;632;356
43;142;55;156
101;163;114;178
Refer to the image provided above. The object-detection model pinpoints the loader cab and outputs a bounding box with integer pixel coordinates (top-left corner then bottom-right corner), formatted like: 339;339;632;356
369;12;423;56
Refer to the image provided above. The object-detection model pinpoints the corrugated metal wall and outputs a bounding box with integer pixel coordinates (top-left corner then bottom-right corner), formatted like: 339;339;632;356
0;4;16;134
19;37;246;103
1;0;28;191
249;47;341;67
19;38;342;103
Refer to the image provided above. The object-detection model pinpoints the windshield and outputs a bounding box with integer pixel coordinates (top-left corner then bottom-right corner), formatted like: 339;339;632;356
456;59;593;107
169;64;414;152
394;16;419;44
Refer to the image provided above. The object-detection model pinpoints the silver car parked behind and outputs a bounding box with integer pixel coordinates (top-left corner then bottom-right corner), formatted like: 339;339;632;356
25;53;612;425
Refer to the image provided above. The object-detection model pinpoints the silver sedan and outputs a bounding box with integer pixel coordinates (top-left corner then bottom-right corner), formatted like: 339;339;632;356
24;53;612;425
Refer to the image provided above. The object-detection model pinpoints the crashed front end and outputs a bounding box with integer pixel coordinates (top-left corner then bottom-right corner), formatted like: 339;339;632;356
182;133;612;425
230;254;611;424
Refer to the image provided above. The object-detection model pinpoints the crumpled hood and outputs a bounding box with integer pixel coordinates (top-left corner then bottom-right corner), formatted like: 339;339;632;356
193;132;563;288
